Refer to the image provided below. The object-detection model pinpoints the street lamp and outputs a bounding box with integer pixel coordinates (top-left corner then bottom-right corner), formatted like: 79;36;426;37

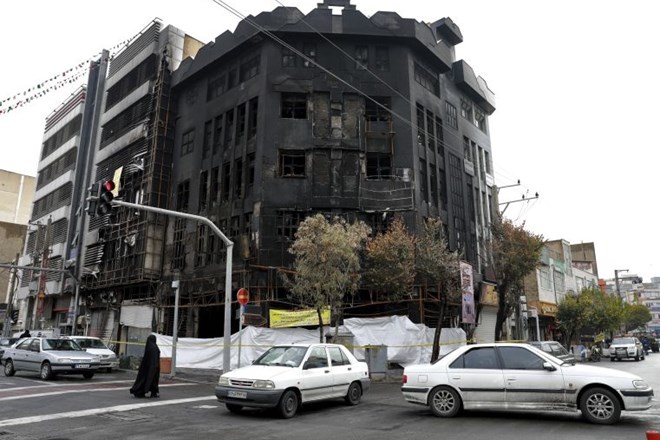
614;269;629;298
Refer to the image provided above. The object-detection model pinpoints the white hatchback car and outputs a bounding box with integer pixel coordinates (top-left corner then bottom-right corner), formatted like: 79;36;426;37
67;337;119;372
401;342;653;425
215;343;370;418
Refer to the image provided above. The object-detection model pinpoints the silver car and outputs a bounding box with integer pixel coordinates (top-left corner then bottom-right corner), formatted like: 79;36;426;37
402;342;653;425
609;337;645;361
2;337;100;380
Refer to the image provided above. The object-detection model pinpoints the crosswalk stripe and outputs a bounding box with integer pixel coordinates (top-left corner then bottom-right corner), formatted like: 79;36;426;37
0;395;218;427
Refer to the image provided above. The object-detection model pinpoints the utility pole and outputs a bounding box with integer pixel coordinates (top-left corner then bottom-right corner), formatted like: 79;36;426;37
614;269;628;298
2;253;20;337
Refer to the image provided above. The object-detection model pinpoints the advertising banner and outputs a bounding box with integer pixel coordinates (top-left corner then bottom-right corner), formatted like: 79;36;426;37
480;283;498;307
460;261;475;324
269;308;331;328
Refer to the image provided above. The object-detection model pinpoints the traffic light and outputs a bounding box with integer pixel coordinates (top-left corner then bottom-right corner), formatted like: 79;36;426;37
11;309;19;324
97;180;115;216
85;183;100;217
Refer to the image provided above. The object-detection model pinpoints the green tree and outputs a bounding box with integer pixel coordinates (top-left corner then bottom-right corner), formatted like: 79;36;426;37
285;214;371;342
415;218;460;361
557;288;625;345
556;292;588;346
491;216;544;341
623;303;652;332
364;216;416;301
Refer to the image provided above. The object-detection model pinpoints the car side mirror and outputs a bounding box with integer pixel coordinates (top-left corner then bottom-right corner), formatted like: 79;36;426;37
542;362;556;371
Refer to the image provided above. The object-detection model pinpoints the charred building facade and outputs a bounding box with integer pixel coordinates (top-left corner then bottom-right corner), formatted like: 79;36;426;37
164;0;497;337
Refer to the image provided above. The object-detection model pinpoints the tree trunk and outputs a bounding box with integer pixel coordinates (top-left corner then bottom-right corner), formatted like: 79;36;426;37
317;308;325;343
495;282;509;341
431;290;446;362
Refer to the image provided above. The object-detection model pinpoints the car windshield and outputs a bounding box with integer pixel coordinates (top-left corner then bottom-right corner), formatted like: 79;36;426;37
612;338;635;345
73;338;107;349
253;346;308;367
43;339;83;351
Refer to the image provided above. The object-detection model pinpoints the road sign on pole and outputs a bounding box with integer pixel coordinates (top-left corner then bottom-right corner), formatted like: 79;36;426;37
237;288;249;305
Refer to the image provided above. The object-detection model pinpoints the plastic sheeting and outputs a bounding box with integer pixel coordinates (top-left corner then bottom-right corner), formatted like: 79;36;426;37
153;315;466;371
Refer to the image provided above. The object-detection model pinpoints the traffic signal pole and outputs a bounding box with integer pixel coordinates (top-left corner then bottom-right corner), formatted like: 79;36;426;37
107;199;235;373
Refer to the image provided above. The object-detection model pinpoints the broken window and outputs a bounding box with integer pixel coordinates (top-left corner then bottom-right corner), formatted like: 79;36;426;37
171;218;187;270
414;61;440;97
199;170;208;211
210;166;219;206
207;74;226;101
366;153;392;180
234;158;243;199
195;224;207;267
276;210;306;241
365;96;391;122
374;46;389;71
445;101;458;129
239;54;260;82
224;109;234;145
230;216;240;238
203;120;212;158
281;93;307;119
236;103;246;140
430;167;438;207
419;158;428;203
248;97;258;139
279;150;306;177
416;104;426;146
355;46;368;70
181;129;195;157
213;114;223;153
176;180;190;212
246;153;255;196
282;47;296;67
221;162;231;202
302;43;316;68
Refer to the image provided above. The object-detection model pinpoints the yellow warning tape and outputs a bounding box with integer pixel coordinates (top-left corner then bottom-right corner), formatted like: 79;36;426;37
108;338;534;349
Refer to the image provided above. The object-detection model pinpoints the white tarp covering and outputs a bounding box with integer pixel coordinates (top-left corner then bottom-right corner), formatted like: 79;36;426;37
153;315;466;371
120;305;153;329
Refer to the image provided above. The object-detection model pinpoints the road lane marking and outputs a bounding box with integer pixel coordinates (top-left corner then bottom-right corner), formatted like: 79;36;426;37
0;395;218;427
0;382;195;401
0;380;134;392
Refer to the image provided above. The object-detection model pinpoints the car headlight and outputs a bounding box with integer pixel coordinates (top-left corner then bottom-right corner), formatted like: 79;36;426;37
218;376;230;386
58;358;72;363
633;380;650;389
253;380;275;389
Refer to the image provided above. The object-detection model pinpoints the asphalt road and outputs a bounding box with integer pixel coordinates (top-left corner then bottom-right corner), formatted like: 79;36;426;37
0;354;658;440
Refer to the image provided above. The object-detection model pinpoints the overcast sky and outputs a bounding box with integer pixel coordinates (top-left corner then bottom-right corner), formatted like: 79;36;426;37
1;0;658;282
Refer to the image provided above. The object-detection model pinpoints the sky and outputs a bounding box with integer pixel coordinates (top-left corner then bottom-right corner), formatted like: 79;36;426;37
1;0;658;282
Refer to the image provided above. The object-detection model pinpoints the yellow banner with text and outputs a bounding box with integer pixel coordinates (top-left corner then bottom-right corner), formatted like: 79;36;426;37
269;308;331;328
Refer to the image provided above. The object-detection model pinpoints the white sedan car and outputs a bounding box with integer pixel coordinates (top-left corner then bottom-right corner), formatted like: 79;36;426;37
215;343;370;418
401;342;653;425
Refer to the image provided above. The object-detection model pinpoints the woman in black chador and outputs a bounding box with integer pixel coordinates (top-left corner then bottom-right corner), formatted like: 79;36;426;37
130;334;160;398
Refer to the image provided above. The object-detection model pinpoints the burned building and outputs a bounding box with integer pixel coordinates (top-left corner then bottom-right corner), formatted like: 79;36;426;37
164;0;497;337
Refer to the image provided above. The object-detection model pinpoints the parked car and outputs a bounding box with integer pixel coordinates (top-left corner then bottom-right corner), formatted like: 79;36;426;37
401;342;653;425
650;338;659;353
0;337;19;365
609;337;645;361
2;337;100;380
215;343;370;418
528;341;576;363
66;336;118;372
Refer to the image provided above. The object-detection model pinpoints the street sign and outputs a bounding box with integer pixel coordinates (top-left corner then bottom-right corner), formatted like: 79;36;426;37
237;288;249;305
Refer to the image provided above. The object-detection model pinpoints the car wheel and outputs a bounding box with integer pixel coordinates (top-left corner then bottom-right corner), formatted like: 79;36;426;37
40;362;52;380
610;357;615;362
106;368;113;373
82;372;94;379
634;353;639;361
226;403;243;414
428;386;462;418
580;387;621;425
278;389;299;419
344;381;362;406
4;359;15;377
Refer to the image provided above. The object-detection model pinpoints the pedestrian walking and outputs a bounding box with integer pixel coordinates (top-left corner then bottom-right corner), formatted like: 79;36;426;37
130;334;160;398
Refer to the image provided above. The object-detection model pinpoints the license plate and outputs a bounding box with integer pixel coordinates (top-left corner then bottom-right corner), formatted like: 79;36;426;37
75;364;90;369
228;390;247;399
